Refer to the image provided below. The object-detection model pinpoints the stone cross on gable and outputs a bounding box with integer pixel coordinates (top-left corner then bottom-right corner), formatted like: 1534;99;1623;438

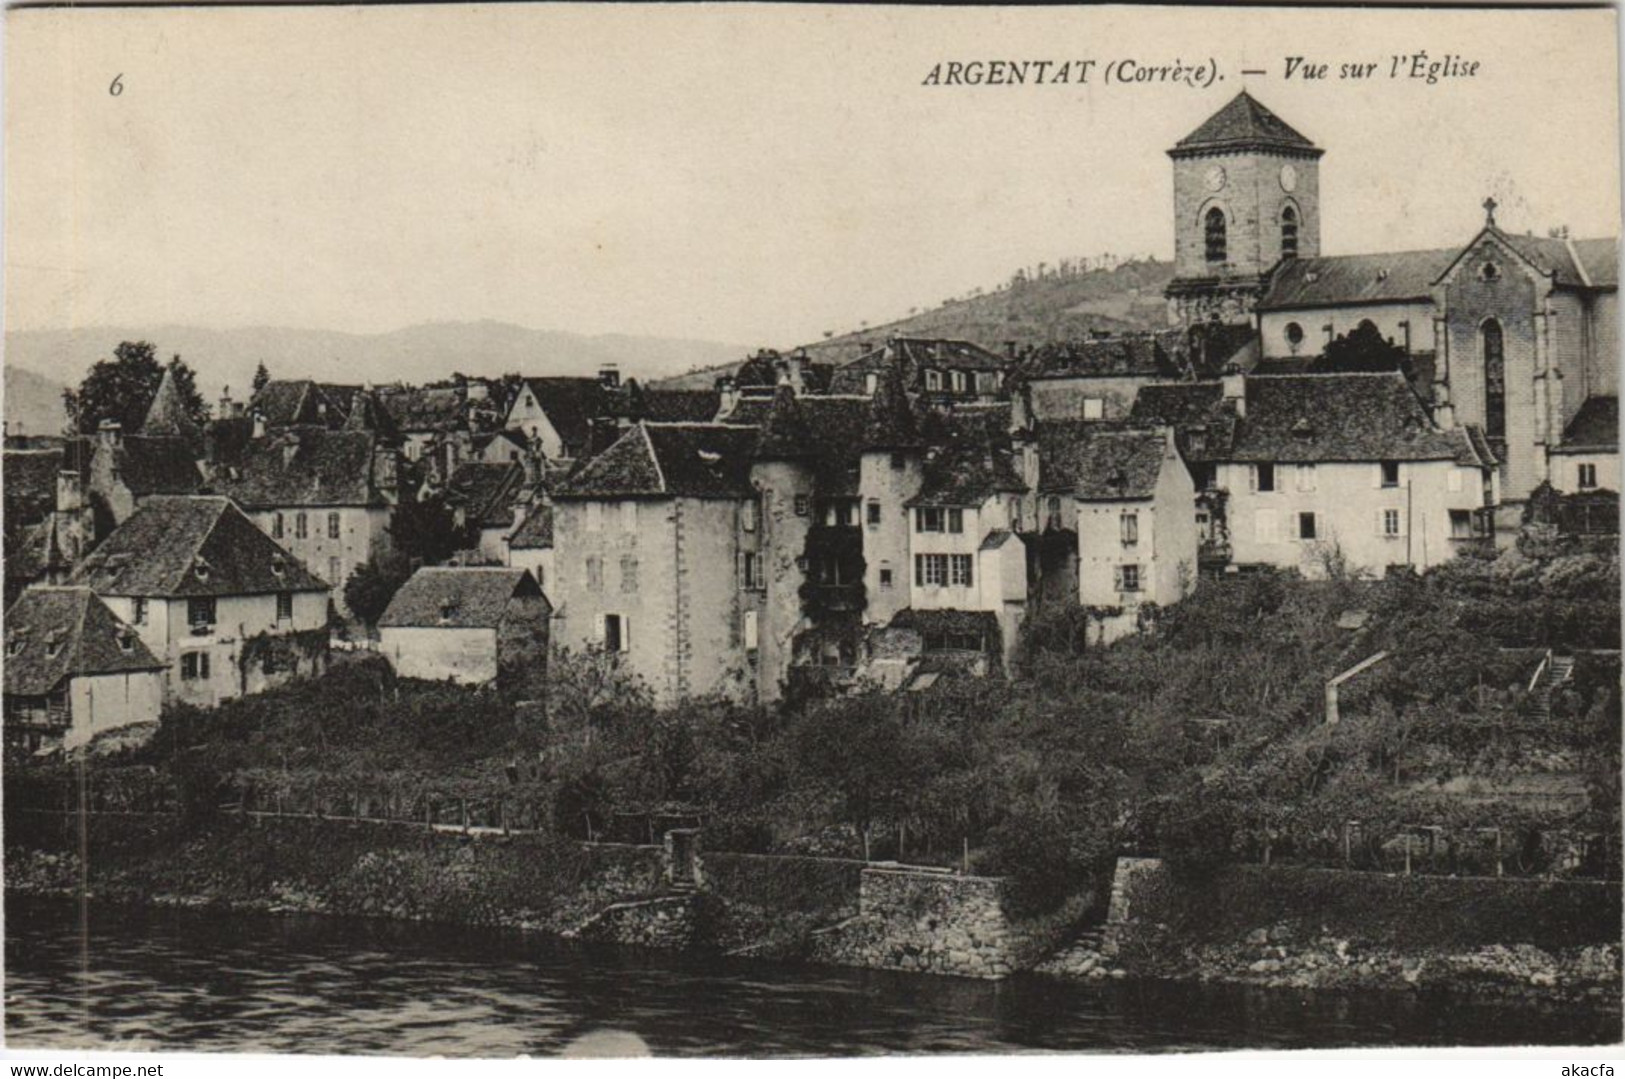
1483;196;1498;228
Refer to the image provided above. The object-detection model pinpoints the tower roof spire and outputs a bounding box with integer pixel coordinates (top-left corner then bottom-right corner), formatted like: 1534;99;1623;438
141;363;202;441
1169;90;1322;159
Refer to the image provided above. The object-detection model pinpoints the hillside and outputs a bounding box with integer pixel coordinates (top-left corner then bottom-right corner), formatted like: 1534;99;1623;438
5;322;751;409
655;257;1175;389
4;366;68;438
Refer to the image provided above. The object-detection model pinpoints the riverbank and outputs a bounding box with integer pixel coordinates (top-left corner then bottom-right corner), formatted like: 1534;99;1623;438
1038;856;1624;1009
6;812;1620;1012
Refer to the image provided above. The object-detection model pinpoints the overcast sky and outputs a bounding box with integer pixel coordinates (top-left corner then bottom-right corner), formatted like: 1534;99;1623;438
6;5;1619;349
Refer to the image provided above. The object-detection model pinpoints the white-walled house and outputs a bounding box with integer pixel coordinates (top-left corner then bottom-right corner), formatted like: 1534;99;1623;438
1547;396;1619;494
505;501;555;595
3;586;167;752
70;496;331;707
379;567;550;687
1131;371;1499;577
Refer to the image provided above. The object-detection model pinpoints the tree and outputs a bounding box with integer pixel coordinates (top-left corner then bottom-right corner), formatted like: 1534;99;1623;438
787;692;917;860
343;551;412;626
386;495;468;566
252;362;271;394
63;343;208;434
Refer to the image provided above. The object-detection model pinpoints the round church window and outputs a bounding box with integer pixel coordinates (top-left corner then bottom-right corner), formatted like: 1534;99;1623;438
1285;322;1305;349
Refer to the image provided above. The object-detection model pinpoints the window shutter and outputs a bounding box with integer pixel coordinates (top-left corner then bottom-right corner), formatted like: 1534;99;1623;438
594;614;606;645
622;618;631;652
1248;466;1258;492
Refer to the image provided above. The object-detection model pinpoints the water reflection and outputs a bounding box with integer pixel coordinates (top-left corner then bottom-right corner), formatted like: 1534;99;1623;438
5;897;1616;1056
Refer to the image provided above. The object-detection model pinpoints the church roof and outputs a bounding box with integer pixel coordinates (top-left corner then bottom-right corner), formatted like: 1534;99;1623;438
1259;248;1457;311
1171;91;1321;158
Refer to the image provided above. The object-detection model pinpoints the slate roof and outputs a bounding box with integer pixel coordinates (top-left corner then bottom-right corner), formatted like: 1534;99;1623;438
140;368;203;441
1020;331;1185;380
109;436;205;497
908;440;1027;508
4;449;64;527
607;384;722;424
514;378;609;453
555;423;760;500
1555;396;1618;453
215;428;388;508
1454;425;1500;468
379;566;545;630
343;390;401;442
377;386;467;435
508;501;554;549
724;395;879;494
4;586;166;697
828;337;1010;395
1035;421;1167;499
1131;373;1457;464
250;380;347;428
444;462;527;529
72;496;326;597
1498;234;1619;290
1171;91;1320;157
1259;248;1456;311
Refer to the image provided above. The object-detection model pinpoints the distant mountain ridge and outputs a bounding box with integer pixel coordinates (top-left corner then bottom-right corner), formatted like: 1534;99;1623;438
5;321;752;414
4;366;69;438
654;258;1176;389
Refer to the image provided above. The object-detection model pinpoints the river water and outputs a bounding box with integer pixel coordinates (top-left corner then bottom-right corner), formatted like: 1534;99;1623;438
4;897;1617;1056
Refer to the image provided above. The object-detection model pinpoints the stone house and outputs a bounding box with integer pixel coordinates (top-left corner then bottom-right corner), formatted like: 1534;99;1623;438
552;422;763;706
439;461;529;564
1038;424;1197;641
504;500;555;596
69;495;330;707
3;586;167;753
1019;331;1188;423
504;371;618;462
902;431;1030;666
213;407;400;612
1131;371;1499;577
379;566;550;687
826;337;1012;403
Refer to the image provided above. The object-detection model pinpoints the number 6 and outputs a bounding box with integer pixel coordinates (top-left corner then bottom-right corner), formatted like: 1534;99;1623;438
109;73;123;97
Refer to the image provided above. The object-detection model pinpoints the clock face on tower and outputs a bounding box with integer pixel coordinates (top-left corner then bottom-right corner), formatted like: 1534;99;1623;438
1280;164;1298;192
1204;165;1227;192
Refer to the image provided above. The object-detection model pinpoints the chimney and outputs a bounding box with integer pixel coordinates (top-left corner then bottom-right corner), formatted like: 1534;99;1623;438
251;409;267;439
1221;368;1246;417
716;376;739;417
218;386;234;418
56;470;84;513
598;364;621;390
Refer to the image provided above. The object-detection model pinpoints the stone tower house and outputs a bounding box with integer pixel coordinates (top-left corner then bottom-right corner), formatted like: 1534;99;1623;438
1165;91;1324;327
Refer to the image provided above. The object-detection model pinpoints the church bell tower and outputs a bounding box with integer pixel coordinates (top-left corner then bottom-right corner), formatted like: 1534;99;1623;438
1164;91;1324;326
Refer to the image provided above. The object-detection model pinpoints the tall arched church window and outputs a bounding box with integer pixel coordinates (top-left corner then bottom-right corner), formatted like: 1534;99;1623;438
1280;205;1299;260
1482;319;1506;438
1204;207;1227;265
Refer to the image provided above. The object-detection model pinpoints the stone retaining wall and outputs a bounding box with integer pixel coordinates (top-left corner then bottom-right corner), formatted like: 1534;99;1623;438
807;866;1088;979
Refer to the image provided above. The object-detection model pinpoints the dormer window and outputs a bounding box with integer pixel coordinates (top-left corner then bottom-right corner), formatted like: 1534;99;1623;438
193;557;212;582
8;639;23;657
1291;418;1315;440
45;633;64;657
438;599;458;623
117;632;136;653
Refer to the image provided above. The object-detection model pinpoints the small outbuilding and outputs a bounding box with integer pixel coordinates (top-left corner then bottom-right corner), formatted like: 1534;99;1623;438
3;586;167;753
379;567;550;687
